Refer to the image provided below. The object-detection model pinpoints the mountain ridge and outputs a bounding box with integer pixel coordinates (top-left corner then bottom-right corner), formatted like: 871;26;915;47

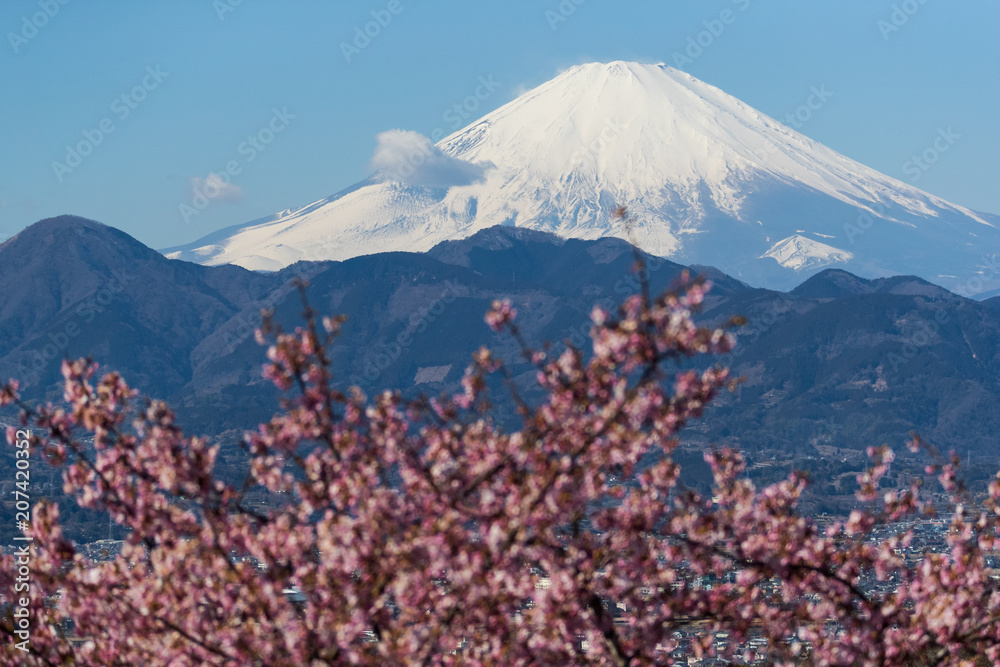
5;215;1000;463
164;61;1000;295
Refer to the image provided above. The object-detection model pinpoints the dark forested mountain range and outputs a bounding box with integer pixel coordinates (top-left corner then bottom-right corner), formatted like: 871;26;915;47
4;215;1000;463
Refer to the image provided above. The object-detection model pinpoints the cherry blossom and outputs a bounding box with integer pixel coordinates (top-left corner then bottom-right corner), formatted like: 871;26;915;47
0;271;998;666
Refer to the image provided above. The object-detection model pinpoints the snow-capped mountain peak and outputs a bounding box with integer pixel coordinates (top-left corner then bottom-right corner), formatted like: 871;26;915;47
164;61;1000;292
762;235;854;272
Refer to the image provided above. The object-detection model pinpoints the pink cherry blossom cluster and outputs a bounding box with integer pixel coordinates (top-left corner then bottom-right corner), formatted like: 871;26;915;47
0;274;999;665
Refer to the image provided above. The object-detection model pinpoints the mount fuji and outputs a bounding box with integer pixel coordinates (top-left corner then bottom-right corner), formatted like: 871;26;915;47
164;61;1000;293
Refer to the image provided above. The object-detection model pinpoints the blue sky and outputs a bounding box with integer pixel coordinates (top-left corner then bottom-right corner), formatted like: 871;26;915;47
1;0;997;249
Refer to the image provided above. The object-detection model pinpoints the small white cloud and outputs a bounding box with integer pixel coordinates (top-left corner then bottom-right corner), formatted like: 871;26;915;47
189;173;244;204
370;130;489;188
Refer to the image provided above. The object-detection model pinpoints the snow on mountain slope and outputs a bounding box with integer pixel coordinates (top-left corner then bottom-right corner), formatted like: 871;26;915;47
164;61;1000;292
763;235;854;272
